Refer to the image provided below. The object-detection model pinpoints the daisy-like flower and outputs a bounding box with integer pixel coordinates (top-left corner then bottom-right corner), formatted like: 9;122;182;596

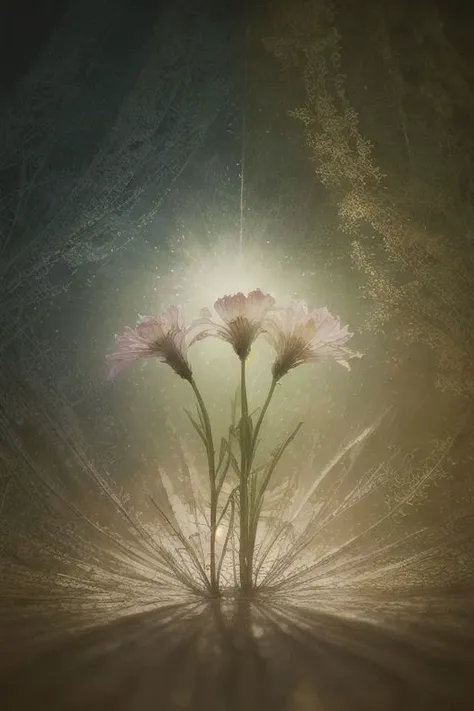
264;302;362;381
107;305;194;381
193;289;276;361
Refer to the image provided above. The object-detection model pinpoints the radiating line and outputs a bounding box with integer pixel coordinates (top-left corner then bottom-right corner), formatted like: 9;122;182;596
239;1;249;255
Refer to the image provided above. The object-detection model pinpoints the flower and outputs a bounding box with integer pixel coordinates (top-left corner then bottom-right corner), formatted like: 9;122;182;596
192;289;276;360
264;302;362;380
107;306;193;381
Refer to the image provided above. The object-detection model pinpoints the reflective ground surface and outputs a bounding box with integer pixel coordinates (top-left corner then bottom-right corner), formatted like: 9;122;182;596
2;592;473;711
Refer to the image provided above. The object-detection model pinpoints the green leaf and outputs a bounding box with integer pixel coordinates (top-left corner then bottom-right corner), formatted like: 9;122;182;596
249;463;265;513
247;413;254;446
217;492;236;585
195;404;206;432
217;441;233;493
217;485;239;528
217;437;227;473
229;449;241;478
254;422;303;513
184;408;207;450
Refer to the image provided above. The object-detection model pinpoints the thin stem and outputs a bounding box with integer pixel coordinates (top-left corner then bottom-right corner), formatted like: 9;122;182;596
246;376;278;589
188;377;219;595
251;376;277;458
239;358;251;592
217;491;236;585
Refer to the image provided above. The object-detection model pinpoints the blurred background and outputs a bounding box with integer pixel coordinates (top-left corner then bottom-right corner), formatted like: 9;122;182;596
1;0;474;708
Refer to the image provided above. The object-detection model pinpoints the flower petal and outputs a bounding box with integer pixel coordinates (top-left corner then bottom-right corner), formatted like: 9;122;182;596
106;307;193;380
265;302;361;379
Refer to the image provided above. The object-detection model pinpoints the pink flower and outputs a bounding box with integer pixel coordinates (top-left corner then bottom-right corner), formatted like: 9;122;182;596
192;289;276;360
107;306;193;381
264;302;362;380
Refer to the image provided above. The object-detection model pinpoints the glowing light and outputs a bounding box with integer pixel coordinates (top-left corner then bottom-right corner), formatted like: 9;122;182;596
162;235;315;318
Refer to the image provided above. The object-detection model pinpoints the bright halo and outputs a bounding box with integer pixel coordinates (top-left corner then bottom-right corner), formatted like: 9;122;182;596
161;234;317;318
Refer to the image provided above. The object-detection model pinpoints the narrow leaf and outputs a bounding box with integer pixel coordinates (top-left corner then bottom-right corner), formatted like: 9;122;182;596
217;492;236;585
195;404;206;432
217;438;233;493
255;422;303;513
217;485;239;528
216;437;227;473
184;408;207;449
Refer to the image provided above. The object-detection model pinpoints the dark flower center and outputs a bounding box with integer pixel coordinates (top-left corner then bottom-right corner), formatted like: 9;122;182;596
227;316;259;361
272;336;312;380
151;332;192;381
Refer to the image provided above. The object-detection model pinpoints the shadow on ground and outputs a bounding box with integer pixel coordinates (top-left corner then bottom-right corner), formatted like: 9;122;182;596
1;590;473;710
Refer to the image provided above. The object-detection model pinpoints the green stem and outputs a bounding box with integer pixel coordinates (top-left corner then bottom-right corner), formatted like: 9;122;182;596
251;376;277;458
246;376;278;589
189;377;219;595
239;358;251;592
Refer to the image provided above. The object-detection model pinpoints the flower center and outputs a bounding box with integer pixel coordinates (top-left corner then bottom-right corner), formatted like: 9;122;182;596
228;316;259;360
272;336;312;380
